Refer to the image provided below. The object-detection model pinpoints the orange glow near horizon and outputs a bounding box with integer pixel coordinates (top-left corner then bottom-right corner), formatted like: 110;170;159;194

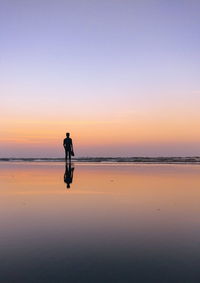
2;116;200;143
1;104;200;157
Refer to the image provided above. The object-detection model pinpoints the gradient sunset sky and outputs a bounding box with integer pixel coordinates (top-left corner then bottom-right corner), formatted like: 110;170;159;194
1;0;200;157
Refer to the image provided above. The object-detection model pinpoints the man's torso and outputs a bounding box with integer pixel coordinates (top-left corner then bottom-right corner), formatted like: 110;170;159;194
64;138;72;150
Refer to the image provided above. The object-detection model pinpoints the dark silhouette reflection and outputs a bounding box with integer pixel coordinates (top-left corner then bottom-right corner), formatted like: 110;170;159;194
64;161;75;189
63;132;74;161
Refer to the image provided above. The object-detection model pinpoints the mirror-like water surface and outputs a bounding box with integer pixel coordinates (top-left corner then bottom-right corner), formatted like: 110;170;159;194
1;162;200;282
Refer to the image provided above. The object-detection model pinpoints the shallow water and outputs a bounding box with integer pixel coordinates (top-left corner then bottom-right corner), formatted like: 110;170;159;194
1;162;200;282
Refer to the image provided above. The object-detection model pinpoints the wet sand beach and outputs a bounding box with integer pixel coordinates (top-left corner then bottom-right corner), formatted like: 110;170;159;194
1;162;200;282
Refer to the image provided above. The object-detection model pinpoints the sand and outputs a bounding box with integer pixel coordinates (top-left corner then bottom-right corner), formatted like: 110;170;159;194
0;161;200;282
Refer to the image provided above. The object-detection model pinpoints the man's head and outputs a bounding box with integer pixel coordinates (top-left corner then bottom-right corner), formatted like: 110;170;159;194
66;132;70;138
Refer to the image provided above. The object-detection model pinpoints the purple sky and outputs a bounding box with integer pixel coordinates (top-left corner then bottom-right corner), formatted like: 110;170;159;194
1;0;200;157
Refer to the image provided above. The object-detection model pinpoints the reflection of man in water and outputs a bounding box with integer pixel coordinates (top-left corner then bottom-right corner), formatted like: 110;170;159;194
64;162;74;189
63;132;74;161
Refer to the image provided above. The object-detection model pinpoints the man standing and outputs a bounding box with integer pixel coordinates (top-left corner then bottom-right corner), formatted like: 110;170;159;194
63;132;74;161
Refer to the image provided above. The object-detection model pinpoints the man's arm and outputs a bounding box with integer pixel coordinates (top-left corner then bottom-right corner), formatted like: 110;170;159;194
71;139;74;151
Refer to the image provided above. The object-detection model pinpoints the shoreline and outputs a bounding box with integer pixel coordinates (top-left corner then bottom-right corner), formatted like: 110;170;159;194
1;157;200;164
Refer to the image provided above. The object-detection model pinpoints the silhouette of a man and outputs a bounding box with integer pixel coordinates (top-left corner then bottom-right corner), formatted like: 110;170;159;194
63;132;74;161
64;162;74;189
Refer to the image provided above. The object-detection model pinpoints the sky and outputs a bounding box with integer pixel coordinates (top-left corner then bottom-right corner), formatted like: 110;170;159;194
1;0;200;157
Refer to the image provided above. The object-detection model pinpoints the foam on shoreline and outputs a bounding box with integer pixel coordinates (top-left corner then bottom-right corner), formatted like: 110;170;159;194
1;157;200;164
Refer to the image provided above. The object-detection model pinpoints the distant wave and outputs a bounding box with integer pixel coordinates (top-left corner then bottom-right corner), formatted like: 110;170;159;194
1;157;200;164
